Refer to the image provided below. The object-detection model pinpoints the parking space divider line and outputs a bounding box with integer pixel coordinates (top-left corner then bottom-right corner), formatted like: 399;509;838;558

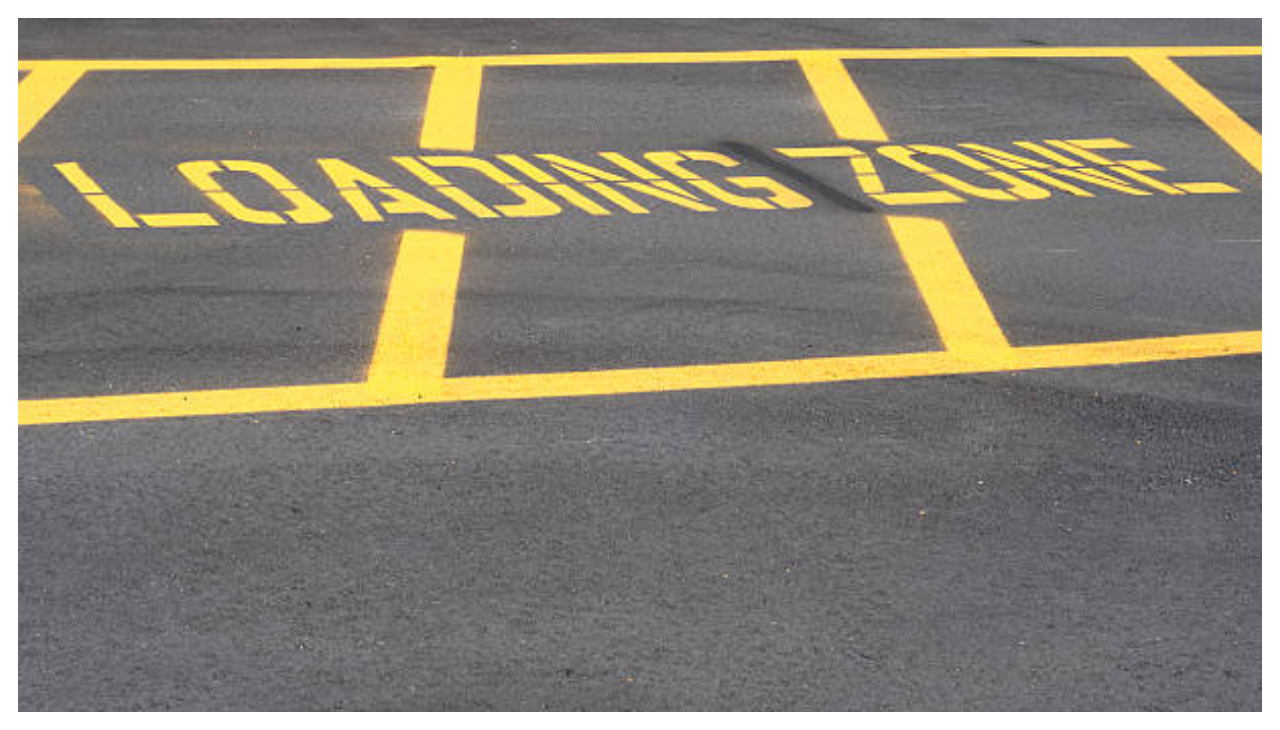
419;61;484;151
18;62;85;143
1130;52;1262;173
365;230;467;393
798;56;889;141
885;216;1012;358
793;56;1011;359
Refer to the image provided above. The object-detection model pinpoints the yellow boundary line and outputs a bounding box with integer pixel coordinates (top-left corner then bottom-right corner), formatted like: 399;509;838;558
418;61;485;151
17;62;85;143
1131;53;1263;172
15;45;1262;72
17;45;1263;425
15;214;1262;426
886;216;1012;357
16;330;1263;426
797;56;889;141
365;230;466;391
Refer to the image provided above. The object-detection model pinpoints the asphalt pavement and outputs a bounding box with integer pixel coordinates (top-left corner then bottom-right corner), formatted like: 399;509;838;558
18;19;1262;710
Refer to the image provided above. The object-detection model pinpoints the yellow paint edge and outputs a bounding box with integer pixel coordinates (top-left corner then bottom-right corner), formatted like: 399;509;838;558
797;55;889;141
17;331;1261;426
440;330;1261;401
16;46;1262;72
1131;53;1262;172
419;62;484;151
366;230;467;390
18;63;85;143
886;215;1012;355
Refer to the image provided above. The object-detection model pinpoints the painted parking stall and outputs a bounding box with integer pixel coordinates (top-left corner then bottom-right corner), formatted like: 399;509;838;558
17;21;1264;712
18;45;1262;424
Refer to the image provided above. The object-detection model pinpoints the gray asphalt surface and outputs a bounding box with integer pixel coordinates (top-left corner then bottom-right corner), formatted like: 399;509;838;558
19;19;1262;710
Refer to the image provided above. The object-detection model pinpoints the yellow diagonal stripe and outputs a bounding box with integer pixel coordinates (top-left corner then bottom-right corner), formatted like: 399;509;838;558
798;55;888;141
19;63;85;143
886;215;1012;357
1131;53;1261;172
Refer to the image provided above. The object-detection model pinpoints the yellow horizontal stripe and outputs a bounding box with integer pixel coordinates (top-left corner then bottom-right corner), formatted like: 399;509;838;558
16;46;1261;73
17;331;1260;426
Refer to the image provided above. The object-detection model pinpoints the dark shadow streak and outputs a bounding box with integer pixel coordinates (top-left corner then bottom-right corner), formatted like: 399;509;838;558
718;140;877;214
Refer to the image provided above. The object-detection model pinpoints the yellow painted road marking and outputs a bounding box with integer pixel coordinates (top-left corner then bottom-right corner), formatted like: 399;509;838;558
43;137;1244;232
437;331;1260;402
16;46;1261;73
798;56;888;141
419;62;484;151
135;212;219;227
19;382;377;426
16;44;1262;425
18;62;84;142
885;216;1011;357
797;60;1010;358
51;161;140;227
16;331;1261;425
1131;53;1262;172
366;230;466;392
